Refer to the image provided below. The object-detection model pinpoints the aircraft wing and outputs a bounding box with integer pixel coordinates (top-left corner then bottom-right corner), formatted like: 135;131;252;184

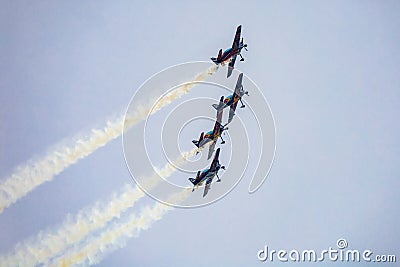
227;26;241;78
232;25;242;50
234;73;243;96
203;177;213;197
228;100;238;124
227;73;243;122
207;140;216;160
227;56;236;78
210;147;221;172
211;96;224;135
215;97;224;124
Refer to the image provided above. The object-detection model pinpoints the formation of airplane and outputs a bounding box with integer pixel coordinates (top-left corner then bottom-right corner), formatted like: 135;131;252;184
188;25;250;197
188;148;225;197
211;25;248;78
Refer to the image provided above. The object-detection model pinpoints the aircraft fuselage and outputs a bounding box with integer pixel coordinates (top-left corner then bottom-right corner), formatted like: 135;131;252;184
219;46;243;64
192;164;221;187
200;128;222;147
212;44;246;65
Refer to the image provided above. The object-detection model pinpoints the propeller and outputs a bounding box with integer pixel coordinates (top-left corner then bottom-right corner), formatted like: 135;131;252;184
240;37;248;50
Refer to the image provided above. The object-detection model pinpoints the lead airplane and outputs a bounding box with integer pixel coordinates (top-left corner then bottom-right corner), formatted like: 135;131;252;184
211;25;248;78
192;96;228;159
188;148;225;197
212;73;249;124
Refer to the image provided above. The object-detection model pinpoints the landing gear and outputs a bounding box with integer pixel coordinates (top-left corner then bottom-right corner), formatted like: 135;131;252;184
216;174;221;182
239;53;245;61
220;136;226;144
240;99;245;108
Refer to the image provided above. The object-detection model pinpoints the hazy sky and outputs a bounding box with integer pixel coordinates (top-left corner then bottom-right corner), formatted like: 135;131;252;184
1;1;399;266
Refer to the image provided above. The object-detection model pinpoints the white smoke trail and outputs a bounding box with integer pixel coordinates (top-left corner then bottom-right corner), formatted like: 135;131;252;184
0;65;218;213
51;189;191;267
0;149;197;267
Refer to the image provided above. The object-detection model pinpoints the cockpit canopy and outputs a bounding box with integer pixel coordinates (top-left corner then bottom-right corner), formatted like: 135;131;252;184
223;48;232;54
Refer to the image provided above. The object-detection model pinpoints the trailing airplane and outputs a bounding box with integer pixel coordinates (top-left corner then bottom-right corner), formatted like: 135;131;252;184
192;96;228;159
188;148;225;197
211;25;248;78
212;73;248;124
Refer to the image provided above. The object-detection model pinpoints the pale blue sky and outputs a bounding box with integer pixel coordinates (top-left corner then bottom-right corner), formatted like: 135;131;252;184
0;1;399;266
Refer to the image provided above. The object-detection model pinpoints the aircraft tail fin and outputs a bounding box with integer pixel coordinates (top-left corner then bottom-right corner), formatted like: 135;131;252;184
192;132;204;147
211;49;223;64
217;49;222;62
189;171;201;185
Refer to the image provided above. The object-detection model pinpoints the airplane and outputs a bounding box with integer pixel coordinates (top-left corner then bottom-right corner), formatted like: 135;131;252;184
188;148;225;197
192;96;228;159
212;73;249;124
210;25;248;78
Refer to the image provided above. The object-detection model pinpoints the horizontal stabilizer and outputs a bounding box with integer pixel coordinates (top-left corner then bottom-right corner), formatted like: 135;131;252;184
212;96;225;111
212;103;225;111
211;57;218;64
